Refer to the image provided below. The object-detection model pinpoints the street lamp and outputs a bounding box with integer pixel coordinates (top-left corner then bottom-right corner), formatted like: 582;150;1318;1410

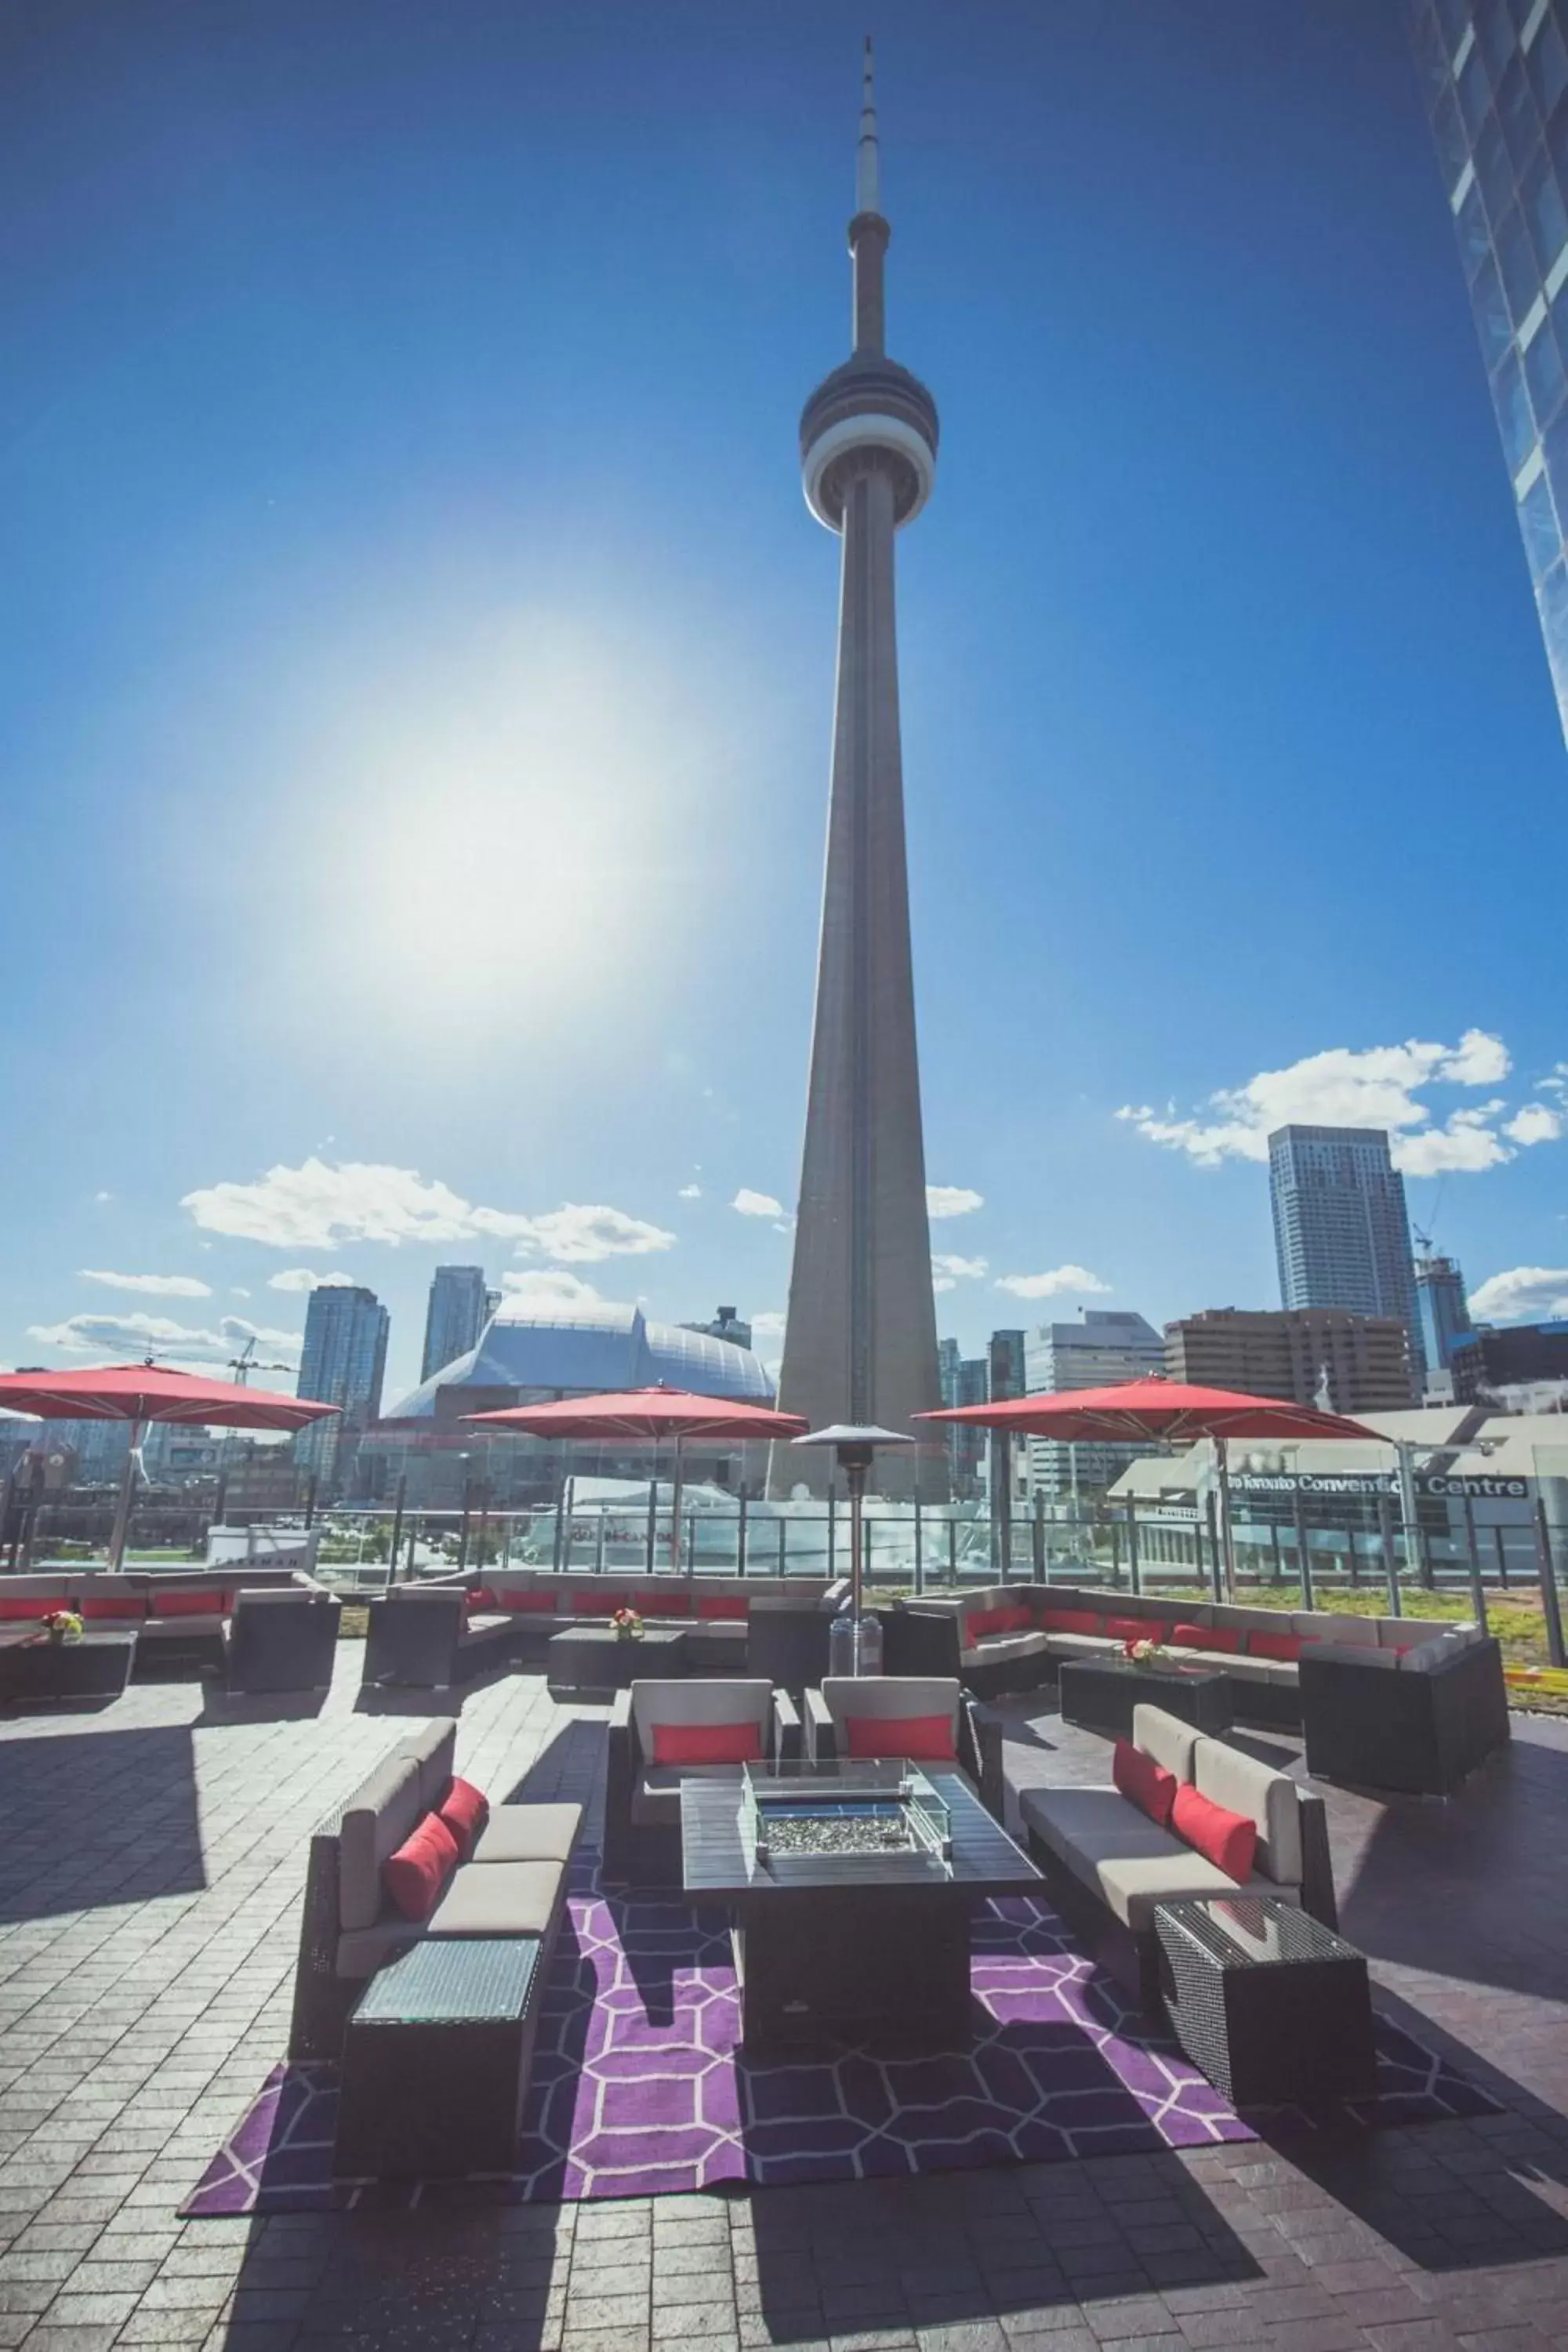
790;1424;914;1676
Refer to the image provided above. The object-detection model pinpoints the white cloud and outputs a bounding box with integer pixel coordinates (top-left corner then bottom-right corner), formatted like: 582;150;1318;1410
677;1184;702;1200
1468;1265;1568;1323
1116;1031;1546;1176
93;1190;113;1204
78;1270;212;1298
749;1310;786;1341
731;1189;784;1218
927;1185;983;1219
25;1312;302;1367
932;1253;988;1281
498;1269;633;1315
231;1288;251;1300
1504;1103;1563;1146
995;1265;1112;1301
267;1268;358;1294
181;1157;673;1262
933;1275;956;1294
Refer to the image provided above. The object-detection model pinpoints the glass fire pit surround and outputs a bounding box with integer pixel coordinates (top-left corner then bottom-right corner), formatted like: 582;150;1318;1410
740;1760;953;1880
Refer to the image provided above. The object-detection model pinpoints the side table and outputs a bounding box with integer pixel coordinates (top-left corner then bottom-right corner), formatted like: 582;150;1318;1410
1156;1894;1376;2107
335;1936;543;2179
546;1624;687;1697
0;1633;136;1705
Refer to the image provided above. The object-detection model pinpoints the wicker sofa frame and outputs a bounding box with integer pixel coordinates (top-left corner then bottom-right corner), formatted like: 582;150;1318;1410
604;1682;802;1886
1299;1634;1510;1795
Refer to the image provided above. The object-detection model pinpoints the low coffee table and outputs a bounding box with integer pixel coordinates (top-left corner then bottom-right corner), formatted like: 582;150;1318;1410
0;1632;136;1704
335;1935;543;2179
1058;1654;1232;1739
1156;1894;1376;2107
681;1766;1040;2054
546;1624;687;1696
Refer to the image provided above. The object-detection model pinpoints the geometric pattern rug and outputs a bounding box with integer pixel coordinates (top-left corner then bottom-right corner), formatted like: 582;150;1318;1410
183;1855;1497;2214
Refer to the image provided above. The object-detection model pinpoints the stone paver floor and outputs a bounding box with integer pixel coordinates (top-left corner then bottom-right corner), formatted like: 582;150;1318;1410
2;1650;1566;2351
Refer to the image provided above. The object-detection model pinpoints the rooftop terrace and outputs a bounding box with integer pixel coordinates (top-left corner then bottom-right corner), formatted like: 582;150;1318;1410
2;1652;1567;2352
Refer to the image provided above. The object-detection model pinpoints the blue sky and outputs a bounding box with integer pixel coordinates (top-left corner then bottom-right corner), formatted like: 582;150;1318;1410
3;0;1566;1403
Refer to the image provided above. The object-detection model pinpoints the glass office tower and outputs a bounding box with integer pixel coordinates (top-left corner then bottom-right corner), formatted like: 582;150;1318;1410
1414;1252;1474;1375
295;1283;390;1497
1408;0;1568;735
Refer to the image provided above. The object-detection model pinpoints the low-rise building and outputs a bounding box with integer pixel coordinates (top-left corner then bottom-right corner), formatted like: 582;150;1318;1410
1164;1307;1414;1414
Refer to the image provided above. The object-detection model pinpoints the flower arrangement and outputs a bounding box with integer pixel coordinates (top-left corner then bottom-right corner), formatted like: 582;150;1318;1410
610;1606;644;1643
41;1609;85;1646
1123;1635;1166;1666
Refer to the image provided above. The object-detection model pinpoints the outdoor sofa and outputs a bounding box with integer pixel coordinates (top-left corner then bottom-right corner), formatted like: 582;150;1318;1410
0;1567;326;1677
887;1582;1507;1758
604;1676;802;1886
1020;1700;1337;2009
1298;1633;1511;1795
423;1570;837;1679
289;1719;582;2059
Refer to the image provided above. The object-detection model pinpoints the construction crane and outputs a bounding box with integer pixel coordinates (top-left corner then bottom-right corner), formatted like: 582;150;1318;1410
226;1337;295;1387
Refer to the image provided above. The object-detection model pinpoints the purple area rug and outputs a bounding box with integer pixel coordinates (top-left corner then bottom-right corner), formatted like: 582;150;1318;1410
183;1857;1497;2215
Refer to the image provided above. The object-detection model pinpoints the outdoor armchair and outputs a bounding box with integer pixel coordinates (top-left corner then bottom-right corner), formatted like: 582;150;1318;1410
804;1675;996;1807
223;1587;341;1694
604;1677;801;1886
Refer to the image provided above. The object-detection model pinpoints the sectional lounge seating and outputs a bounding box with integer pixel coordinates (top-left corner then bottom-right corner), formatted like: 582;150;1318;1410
289;1721;582;2058
604;1677;803;1885
1299;1634;1511;1795
446;1571;836;1679
888;1582;1505;1749
361;1584;514;1691
1021;1701;1337;2009
0;1568;327;1679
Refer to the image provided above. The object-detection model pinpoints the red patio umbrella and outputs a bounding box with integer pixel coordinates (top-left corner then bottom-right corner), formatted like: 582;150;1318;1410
0;1363;340;1572
462;1386;809;1573
916;1377;1383;1597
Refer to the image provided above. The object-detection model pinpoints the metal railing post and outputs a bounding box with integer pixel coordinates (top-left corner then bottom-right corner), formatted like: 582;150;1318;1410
948;1516;958;1586
387;1474;406;1588
1127;1502;1142;1597
551;1478;566;1577
1534;1500;1566;1669
1031;1494;1044;1584
826;1489;836;1583
738;1490;749;1579
777;1515;788;1574
457;1476;474;1573
1461;1490;1488;1630
1493;1522;1510;1591
1293;1490;1313;1610
1204;1492;1223;1602
1377;1494;1402;1617
594;1507;607;1577
913;1497;923;1595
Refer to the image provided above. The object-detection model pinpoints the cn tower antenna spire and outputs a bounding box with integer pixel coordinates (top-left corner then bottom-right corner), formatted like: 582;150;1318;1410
856;35;881;217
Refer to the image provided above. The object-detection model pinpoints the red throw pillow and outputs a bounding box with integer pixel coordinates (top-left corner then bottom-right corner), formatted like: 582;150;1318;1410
1170;1622;1220;1651
1171;1784;1256;1882
1102;1617;1151;1645
0;1597;56;1620
381;1813;461;1921
968;1603;1033;1639
652;1719;764;1765
504;1590;557;1612
844;1713;956;1762
437;1776;490;1859
1247;1628;1302;1663
633;1591;688;1617
467;1587;498;1613
1112;1738;1178;1827
152;1589;220;1617
77;1595;146;1621
572;1591;628;1617
1040;1609;1102;1635
697;1596;748;1620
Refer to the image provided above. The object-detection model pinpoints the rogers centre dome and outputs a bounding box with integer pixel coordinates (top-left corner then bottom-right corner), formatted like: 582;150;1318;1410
382;1298;773;1429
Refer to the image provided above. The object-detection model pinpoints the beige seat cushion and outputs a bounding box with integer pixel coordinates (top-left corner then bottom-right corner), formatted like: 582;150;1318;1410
338;1755;425;1932
1168;1646;1296;1685
335;1913;422;1979
1131;1704;1198;1782
427;1859;562;1937
1041;1631;1120;1661
470;1802;583;1864
140;1613;224;1638
631;1759;747;1828
1190;1735;1302;1886
963;1631;1051;1667
820;1676;960;1732
1292;1610;1381;1646
1019;1784;1298;1932
629;1679;774;1757
400;1722;457;1809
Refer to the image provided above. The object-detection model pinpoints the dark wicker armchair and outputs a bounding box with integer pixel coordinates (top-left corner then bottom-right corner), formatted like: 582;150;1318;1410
604;1679;802;1886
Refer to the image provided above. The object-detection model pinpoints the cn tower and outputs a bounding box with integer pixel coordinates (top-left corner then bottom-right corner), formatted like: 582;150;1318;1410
771;43;946;1503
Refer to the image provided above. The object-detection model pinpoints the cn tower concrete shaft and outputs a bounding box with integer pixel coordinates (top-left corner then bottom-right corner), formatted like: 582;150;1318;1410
771;46;946;1504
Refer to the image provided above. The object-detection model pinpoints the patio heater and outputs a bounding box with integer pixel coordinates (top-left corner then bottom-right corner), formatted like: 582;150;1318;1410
790;1425;913;1675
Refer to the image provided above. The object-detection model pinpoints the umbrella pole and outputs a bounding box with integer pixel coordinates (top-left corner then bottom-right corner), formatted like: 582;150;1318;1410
107;1420;146;1574
671;1433;686;1581
1214;1435;1238;1602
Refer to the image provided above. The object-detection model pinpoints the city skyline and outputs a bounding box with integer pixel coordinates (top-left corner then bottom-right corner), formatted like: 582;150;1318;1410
4;4;1567;1410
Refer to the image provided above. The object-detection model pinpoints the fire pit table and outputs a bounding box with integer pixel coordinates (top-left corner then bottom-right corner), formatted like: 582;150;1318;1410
681;1762;1040;2054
